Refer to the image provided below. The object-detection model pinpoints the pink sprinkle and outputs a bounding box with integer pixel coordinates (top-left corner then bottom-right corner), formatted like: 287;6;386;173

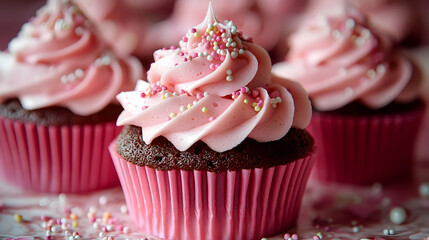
216;36;222;42
252;90;259;98
214;64;220;69
220;29;225;33
46;237;52;240
191;28;197;33
56;219;61;224
204;42;211;50
197;93;204;99
108;218;118;225
184;58;188;62
166;117;171;121
257;102;263;108
209;116;215;121
220;56;225;61
140;92;146;98
74;15;85;25
269;90;280;98
116;225;124;231
313;237;320;240
64;208;72;216
179;52;184;56
240;87;246;93
152;90;158;95
41;216;50;221
209;64;216;71
292;234;298;240
202;38;207;44
174;63;178;66
219;44;225;49
193;53;198;58
142;106;149;110
170;46;177;50
256;97;261;102
162;47;167;50
284;233;291;239
180;89;186;95
211;51;219;59
102;226;108;232
161;85;168;90
182;36;188;42
324;226;330;231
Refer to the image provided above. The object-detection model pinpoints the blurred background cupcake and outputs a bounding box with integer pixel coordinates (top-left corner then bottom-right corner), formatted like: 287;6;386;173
273;3;425;185
0;0;143;193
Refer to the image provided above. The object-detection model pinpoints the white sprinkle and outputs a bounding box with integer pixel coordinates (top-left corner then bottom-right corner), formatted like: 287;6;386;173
389;229;395;235
99;196;107;205
198;43;203;47
221;33;226;38
419;183;429;198
390;207;407;225
89;206;97;213
51;225;61;233
231;52;238;58
75;68;84;78
54;19;65;31
367;69;376;79
203;52;209;57
206;35;212;41
352;226;359;233
226;69;232;75
209;31;214;36
106;225;114;231
354;36;365;46
193;100;198;105
346;18;355;29
377;64;386;74
93;222;99;229
180;106;186;112
123;226;130;234
173;92;179;97
45;230;51;236
74;27;84;36
226;42;231;48
101;55;111;65
383;229;389;235
213;45;219;51
220;50;226;56
238;49;244;55
361;29;371;39
198;52;203;58
276;96;282;103
58;193;67;203
204;92;209;97
207;55;213;61
231;27;237;34
231;42;236;47
67;73;76;82
226;75;233;81
64;230;71;237
99;232;105;238
61;75;68;83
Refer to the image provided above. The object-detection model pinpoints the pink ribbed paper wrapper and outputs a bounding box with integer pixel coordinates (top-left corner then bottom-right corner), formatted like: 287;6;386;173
0;116;121;193
109;140;315;240
307;106;424;185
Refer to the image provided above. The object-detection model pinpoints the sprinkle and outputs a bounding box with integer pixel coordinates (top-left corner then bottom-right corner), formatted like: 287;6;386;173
377;64;386;74
169;113;177;118
74;68;84;78
123;226;130;234
70;213;78;221
254;106;261;112
204;92;209;97
226;75;233;81
284;233;291;240
383;229;389;235
190;28;196;33
226;69;232;75
238;49;244;55
244;99;249;104
231;52;238;58
140;92;146;98
99;196;108;205
346;18;355;29
14;214;23;223
389;229;395;235
74;27;84;35
72;221;79;228
180;106;187;112
202;107;208;113
207;55;213;61
390;207;407;224
182;36;188;42
194;32;200;38
142;106;148;110
197;93;204;99
367;69;376;78
352;226;359;233
420;183;429;198
51;225;61;233
209;116;215;121
187;104;192;109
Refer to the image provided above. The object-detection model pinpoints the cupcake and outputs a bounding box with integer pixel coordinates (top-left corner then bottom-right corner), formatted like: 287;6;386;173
273;6;424;185
0;0;143;193
109;5;315;240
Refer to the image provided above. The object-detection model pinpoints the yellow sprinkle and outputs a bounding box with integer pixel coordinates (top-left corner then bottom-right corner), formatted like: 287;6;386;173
103;211;111;220
187;104;193;109
161;95;166;100
244;99;249;104
194;32;200;38
252;102;257;107
254;106;261;112
202;107;208;113
72;221;79;228
14;214;23;223
70;213;78;220
87;212;95;219
170;113;177;118
213;42;218;46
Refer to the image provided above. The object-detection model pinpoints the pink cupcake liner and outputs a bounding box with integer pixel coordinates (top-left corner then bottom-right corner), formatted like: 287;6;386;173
109;140;315;240
0;116;121;193
307;106;424;185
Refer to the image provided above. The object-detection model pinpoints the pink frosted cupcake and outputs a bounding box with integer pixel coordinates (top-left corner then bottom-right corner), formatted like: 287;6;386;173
109;5;315;240
273;6;424;185
0;0;143;193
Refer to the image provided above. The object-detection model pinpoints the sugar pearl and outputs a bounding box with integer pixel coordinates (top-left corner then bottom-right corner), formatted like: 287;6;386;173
390;207;407;225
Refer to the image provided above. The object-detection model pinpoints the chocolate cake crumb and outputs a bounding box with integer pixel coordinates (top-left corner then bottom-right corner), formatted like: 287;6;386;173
116;125;315;172
0;98;122;126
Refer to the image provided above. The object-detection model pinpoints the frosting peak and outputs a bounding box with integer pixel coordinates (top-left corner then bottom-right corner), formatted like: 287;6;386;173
117;5;312;152
0;0;143;115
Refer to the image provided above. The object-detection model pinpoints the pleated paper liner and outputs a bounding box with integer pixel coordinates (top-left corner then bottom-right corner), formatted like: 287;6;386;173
109;140;315;240
307;106;424;185
0;116;121;193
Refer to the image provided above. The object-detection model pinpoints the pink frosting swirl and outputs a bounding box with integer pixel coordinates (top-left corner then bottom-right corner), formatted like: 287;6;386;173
117;5;312;152
272;6;420;111
0;0;143;116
